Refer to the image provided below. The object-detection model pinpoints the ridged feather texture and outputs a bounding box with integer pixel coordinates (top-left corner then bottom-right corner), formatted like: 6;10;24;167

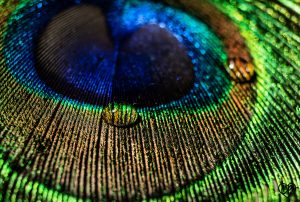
0;0;299;201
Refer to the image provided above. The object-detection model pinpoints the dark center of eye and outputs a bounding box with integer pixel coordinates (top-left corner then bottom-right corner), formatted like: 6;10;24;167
35;5;195;107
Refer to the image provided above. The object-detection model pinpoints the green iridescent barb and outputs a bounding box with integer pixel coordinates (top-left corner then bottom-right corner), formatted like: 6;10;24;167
0;0;299;201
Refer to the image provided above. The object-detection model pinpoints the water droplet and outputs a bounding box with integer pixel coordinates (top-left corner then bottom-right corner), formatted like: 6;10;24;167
102;103;139;127
227;57;255;82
